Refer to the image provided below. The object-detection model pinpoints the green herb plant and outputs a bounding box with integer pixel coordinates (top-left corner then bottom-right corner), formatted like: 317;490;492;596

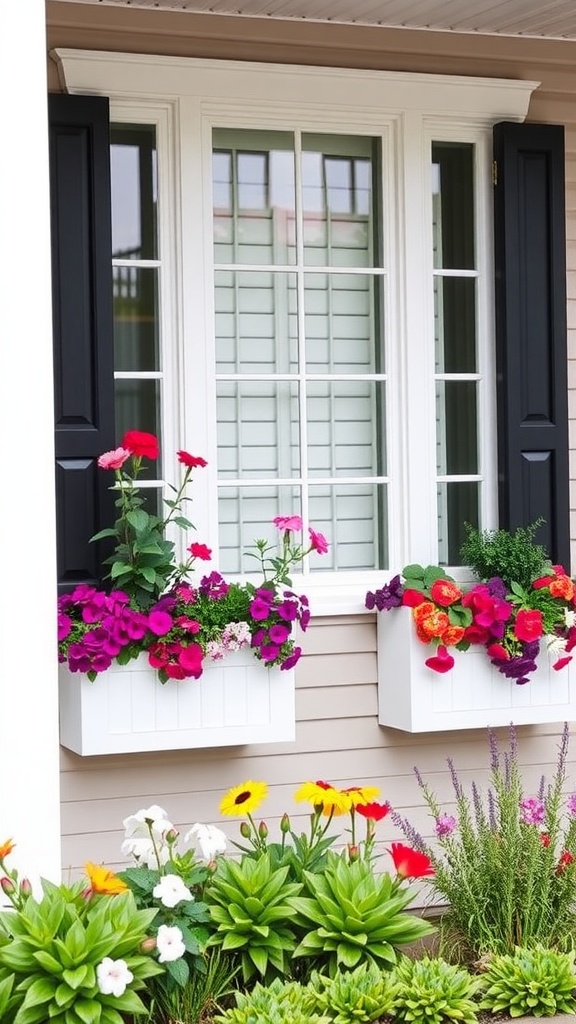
307;960;400;1022
392;955;481;1024
291;852;436;976
206;851;302;983
459;519;550;589
0;881;162;1024
479;945;576;1018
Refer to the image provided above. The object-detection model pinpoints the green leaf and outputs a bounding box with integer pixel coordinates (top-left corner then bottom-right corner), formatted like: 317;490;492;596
21;976;57;1008
74;998;103;1024
165;956;189;987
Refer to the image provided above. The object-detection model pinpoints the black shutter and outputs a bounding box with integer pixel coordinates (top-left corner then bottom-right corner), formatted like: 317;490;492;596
493;121;569;568
49;93;116;594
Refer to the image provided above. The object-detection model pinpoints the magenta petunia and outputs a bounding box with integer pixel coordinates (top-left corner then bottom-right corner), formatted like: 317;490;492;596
147;610;174;637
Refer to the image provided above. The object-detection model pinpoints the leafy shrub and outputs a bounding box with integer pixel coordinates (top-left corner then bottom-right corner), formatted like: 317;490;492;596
393;724;576;956
308;961;399;1022
479;945;576;1017
392;955;481;1024
214;975;328;1024
291;852;435;975
206;851;302;983
0;880;162;1024
459;520;549;589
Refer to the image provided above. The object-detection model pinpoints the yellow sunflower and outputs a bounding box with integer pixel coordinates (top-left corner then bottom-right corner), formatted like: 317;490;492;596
85;861;128;895
294;780;351;816
219;780;268;816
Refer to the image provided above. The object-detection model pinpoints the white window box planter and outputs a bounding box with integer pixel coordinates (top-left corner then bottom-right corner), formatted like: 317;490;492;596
376;611;576;733
59;651;295;755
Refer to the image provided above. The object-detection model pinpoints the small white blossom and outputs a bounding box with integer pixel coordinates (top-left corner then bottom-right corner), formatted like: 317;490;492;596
156;924;186;963
96;957;134;997
153;873;194;908
565;609;576;628
546;633;568;656
207;640;225;661
121;836;170;868
184;822;227;861
123;804;173;841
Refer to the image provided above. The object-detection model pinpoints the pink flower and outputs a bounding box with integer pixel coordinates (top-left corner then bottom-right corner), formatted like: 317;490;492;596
554;656;572;671
273;515;303;532
188;542;212;561
179;644;204;678
425;645;454;674
514;609;544;643
309;527;329;554
97;447;131;470
147;610;174;636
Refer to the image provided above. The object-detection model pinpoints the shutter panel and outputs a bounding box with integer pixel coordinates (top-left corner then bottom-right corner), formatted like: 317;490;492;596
493;121;569;567
49;93;116;593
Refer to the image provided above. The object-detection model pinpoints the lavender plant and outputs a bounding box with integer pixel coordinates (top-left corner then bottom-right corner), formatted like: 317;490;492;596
393;724;576;956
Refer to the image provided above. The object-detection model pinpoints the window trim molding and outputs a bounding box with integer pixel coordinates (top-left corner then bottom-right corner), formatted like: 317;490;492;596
50;50;539;617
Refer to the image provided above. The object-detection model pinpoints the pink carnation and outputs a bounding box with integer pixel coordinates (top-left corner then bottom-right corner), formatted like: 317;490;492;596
97;447;131;470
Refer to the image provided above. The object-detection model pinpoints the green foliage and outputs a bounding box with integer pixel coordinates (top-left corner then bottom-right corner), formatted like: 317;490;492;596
0;881;163;1024
213;976;328;1024
291;852;436;976
146;948;239;1024
394;725;576;957
205;851;302;983
459;519;550;589
392;955;481;1024
479;945;576;1017
307;961;400;1022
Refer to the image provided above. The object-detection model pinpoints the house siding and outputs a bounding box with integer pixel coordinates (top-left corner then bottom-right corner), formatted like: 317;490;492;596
46;3;576;883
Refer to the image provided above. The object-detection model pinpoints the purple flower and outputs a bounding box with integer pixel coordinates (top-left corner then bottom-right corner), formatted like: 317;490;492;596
435;814;457;838
148;610;174;637
269;623;290;644
250;597;272;621
281;646;302;670
520;796;546;825
259;644;280;663
486;576;508;600
365;574;404;612
277;600;298;622
567;793;576;817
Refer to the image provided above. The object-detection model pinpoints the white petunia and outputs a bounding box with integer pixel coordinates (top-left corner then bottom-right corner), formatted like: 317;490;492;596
156;924;186;963
546;633;568;655
123;804;173;841
152;873;194;908
121;835;170;868
565;609;576;628
96;957;134;997
184;822;227;862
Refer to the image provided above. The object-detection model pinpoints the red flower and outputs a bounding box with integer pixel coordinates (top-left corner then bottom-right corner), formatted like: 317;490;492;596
425;645;454;674
550;575;575;600
514;608;544;643
463;623;490;645
177;450;207;468
554;656;573;672
122;430;159;460
188;542;212;561
532;576;555;590
487;643;510;661
557;850;575;873
356;801;391;822
430;579;462;607
389;842;434;879
540;833;551;847
402;589;427;607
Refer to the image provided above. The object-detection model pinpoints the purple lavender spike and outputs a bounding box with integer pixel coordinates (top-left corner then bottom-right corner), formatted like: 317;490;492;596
488;729;500;772
447;757;463;799
488;788;497;830
557;722;569;780
538;775;545;802
413;766;424;789
472;780;483;822
390;810;427;852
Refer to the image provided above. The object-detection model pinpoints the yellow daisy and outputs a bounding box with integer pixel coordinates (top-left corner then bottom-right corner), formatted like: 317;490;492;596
294;780;351;816
219;780;268;816
342;785;381;808
85;861;128;895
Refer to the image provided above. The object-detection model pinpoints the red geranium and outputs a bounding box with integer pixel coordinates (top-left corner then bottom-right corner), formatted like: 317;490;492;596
514;608;544;642
177;450;208;468
402;589;427;607
122;430;159;460
430;579;463;607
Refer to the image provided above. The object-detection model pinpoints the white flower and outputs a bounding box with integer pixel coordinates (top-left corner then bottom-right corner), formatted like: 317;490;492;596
184;822;227;862
153;873;194;908
121;836;170;868
96;957;134;997
546;633;568;655
123;805;173;841
156;924;186;963
565;608;576;628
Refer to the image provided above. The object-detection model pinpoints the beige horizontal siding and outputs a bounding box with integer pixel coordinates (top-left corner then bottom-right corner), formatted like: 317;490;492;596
48;5;576;892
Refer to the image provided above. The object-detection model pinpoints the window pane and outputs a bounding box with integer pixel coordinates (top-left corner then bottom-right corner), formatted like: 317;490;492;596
115;379;161;477
436;381;478;475
212;129;296;266
437;482;479;565
307;381;384;479
302;134;379;268
432;142;475;270
110;125;157;260
113;266;159;372
309;483;388;570
304;273;383;374
215;270;297;373
434;277;476;374
219;484;302;575
217;381;300;479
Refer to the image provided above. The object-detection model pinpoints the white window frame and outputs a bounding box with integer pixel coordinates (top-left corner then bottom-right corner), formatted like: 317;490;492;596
52;49;538;615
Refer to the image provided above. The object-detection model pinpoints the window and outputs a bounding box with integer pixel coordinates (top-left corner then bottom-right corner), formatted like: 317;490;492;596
55;52;536;609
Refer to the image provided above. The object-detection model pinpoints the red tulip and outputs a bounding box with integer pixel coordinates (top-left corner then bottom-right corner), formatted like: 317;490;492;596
389;842;434;879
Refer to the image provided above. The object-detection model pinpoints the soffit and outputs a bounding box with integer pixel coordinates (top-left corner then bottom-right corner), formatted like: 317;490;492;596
50;0;576;41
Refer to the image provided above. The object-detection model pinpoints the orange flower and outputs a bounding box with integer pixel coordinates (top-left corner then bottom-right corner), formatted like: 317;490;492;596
550;575;575;601
417;608;450;639
441;624;466;647
412;601;436;623
0;839;14;860
85;861;128;895
429;579;463;607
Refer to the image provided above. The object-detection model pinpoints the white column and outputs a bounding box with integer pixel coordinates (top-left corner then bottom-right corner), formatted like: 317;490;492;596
0;2;61;885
